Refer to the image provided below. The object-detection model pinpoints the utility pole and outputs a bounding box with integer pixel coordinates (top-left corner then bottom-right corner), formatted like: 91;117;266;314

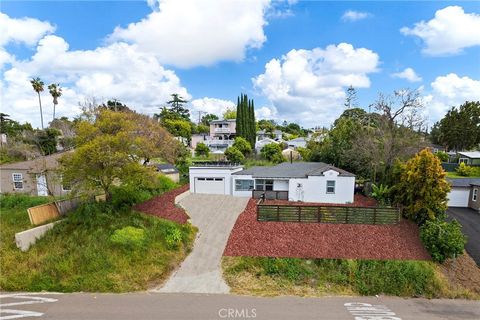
197;111;207;125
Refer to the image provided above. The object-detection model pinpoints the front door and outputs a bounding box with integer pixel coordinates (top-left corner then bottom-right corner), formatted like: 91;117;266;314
36;174;48;196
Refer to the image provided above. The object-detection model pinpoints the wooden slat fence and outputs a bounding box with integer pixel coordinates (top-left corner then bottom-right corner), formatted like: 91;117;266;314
257;204;400;225
27;197;83;225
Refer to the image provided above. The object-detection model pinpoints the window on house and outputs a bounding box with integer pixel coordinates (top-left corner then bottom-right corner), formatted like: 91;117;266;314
12;173;23;190
61;176;71;192
459;158;469;164
255;179;274;191
473;188;478;202
235;179;254;191
326;180;335;194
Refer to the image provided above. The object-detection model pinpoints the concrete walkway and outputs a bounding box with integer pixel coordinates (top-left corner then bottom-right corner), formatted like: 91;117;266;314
154;193;249;294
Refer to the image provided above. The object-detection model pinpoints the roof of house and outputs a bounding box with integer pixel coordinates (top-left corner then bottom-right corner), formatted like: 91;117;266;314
287;137;307;143
0;152;67;172
155;163;179;174
233;162;355;178
210;119;236;124
447;177;480;188
458;151;480;159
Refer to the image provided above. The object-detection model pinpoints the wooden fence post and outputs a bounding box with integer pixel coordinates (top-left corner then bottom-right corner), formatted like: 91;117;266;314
373;208;377;225
298;206;302;222
317;207;321;223
276;205;280;221
345;207;349;223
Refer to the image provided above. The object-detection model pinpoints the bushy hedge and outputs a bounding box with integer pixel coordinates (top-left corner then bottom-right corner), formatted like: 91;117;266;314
420;219;467;263
0;194;50;209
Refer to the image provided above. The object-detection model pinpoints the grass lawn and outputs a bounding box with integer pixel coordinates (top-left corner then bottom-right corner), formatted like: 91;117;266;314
222;257;479;299
0;194;196;292
446;171;480;178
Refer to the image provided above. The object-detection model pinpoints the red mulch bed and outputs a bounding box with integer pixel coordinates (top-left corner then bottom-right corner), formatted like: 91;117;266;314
133;184;190;224
263;194;378;207
224;199;431;261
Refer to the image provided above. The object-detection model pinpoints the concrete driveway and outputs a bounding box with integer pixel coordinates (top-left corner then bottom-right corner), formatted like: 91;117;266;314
447;207;480;266
155;193;249;294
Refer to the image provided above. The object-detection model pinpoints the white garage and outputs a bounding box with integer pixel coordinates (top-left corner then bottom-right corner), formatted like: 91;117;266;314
194;177;225;194
448;187;470;207
447;178;480;208
189;163;243;195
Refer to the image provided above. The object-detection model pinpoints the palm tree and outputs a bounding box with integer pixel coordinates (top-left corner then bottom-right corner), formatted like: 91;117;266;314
48;83;62;121
30;77;45;129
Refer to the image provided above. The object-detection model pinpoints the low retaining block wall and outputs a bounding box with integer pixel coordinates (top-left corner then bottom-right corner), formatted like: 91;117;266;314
15;220;62;251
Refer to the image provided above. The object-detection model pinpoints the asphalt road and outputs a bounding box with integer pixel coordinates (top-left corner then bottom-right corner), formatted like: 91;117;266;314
447;207;480;266
1;292;480;320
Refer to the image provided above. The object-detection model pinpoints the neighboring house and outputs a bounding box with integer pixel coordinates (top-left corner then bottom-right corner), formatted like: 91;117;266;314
256;129;283;141
447;178;480;210
287;137;307;150
154;163;180;183
457;151;480;165
427;143;446;154
190;119;236;153
255;138;279;153
0;152;70;197
190;133;209;150
189;162;355;204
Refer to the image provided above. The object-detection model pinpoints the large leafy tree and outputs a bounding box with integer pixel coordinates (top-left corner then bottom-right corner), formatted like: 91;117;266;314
48;83;62;121
393;149;450;225
261;143;284;163
431;101;480;151
201;113;218;126
60;109;180;200
30;77;45;129
166;93;190;121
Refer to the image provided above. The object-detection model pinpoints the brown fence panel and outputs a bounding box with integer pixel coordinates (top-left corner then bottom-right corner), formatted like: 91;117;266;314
252;190;289;200
257;204;400;225
27;203;60;225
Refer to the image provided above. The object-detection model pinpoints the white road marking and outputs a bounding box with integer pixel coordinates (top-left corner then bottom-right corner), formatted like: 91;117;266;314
0;293;60;319
344;302;402;320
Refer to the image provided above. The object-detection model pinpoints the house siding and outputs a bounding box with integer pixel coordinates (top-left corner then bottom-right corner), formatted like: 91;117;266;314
0;168;68;197
288;170;355;204
468;186;480;211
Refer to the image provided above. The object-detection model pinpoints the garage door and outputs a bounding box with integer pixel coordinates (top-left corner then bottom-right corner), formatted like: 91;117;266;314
194;177;225;194
448;188;470;207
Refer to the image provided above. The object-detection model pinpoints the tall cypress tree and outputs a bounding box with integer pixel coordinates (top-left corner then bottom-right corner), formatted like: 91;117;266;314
249;99;256;147
236;94;243;137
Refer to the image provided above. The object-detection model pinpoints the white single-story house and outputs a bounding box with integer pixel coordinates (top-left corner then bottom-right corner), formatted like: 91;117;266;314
189;162;355;204
287;137;307;149
447;178;480;209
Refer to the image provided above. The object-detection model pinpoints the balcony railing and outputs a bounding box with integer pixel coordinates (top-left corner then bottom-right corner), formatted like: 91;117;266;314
204;139;234;147
214;128;231;133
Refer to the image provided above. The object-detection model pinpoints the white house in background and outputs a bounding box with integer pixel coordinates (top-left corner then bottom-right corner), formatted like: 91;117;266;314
255;138;279;153
256;129;283;141
189;162;355;204
447;178;480;209
287;137;307;149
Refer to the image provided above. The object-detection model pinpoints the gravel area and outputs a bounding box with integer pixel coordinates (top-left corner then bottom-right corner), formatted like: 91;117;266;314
224;199;431;261
133;184;190;224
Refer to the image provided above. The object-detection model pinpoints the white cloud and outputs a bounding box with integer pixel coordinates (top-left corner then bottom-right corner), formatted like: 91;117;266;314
253;43;380;126
391;67;422;82
341;10;372;22
110;0;271;68
401;6;480;56
0;12;55;47
2;33;189;128
424;73;480;123
190;97;235;119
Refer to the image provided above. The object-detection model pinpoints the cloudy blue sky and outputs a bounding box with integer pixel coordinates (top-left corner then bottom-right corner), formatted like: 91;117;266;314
1;0;479;128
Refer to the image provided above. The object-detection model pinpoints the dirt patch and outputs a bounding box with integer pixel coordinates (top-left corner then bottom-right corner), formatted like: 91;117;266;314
224;199;430;261
439;253;480;295
134;184;190;224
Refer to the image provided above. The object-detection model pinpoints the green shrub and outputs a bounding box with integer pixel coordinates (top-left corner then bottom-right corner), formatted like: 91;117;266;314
195;142;210;157
224;146;245;163
110;226;146;249
370;183;391;206
165;226;183;249
420;219;467;263
435;151;449;162
156;175;177;193
233;137;252;156
260;143;284;164
456;162;473;176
